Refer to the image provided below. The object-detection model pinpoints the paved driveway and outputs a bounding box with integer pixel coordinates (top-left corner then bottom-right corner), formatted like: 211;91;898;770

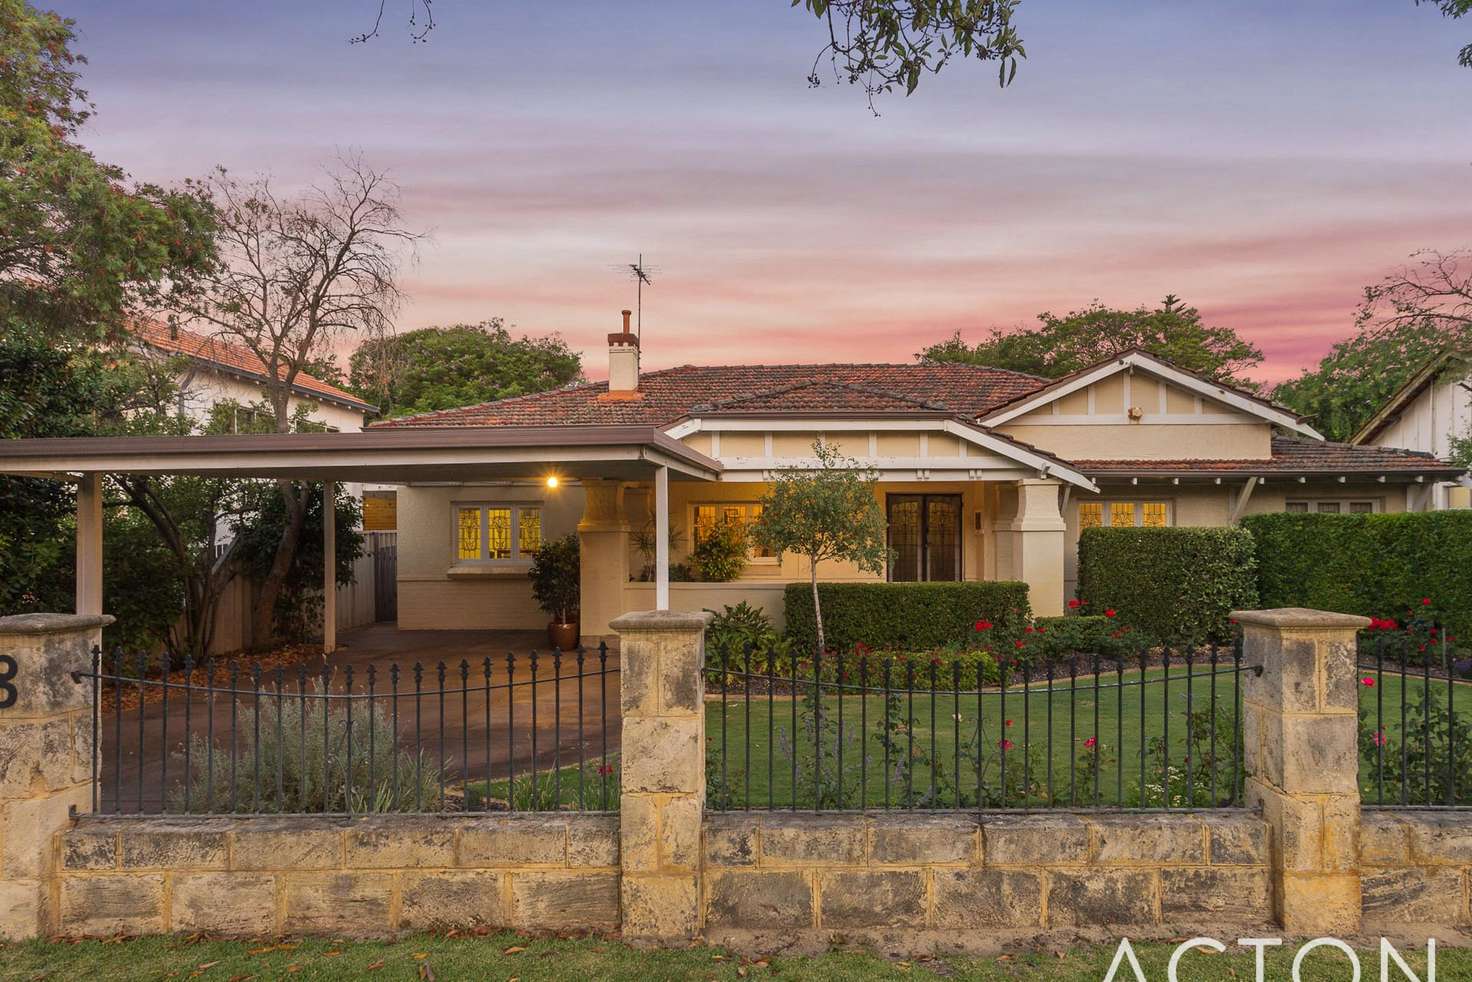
97;624;622;814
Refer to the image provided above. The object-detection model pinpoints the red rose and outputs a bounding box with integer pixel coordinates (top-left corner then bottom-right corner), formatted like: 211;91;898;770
1068;598;1083;610
1361;677;1375;687
1025;626;1035;634
1014;640;1025;650
1104;608;1117;619
975;619;993;631
1422;598;1432;606
1084;736;1097;749
999;738;1015;751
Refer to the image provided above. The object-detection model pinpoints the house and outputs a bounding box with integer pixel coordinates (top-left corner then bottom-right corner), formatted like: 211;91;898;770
1350;350;1472;510
131;320;376;434
368;311;1465;636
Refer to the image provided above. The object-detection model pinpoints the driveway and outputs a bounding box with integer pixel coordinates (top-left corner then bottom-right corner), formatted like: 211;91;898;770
97;623;622;814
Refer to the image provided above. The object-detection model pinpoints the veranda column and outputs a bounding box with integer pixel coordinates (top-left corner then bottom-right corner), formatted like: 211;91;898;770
611;609;710;942
0;614;110;939
1008;478;1065;616
1234;607;1368;935
75;473;103;644
578;479;631;641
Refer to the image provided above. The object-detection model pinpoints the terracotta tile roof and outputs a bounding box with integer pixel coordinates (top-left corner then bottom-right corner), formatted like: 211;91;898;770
1074;436;1466;476
133;320;375;413
371;363;1047;429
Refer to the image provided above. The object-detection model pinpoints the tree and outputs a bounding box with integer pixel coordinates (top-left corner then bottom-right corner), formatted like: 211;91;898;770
349;320;583;418
0;0;212;344
172;157;419;646
1271;321;1453;443
750;441;890;655
1416;0;1472;69
917;296;1264;386
1358;249;1472;346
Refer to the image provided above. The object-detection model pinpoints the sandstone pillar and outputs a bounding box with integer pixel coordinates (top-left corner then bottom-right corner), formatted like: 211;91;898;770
1234;607;1368;935
611;609;710;942
0;613;110;939
579;480;631;640
1008;479;1066;617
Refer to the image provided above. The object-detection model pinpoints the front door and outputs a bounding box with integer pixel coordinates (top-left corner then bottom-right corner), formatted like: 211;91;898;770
886;494;962;582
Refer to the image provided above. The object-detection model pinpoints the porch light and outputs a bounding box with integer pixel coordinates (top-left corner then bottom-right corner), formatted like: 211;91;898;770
545;475;560;489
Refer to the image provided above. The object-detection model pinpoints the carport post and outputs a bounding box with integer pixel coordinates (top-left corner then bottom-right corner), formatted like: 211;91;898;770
655;465;669;610
323;480;336;654
75;472;103;623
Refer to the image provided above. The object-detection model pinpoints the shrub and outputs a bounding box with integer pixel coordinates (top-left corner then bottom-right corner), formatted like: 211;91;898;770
1029;614;1135;661
529;533;579;623
705;601;785;672
782;581;1031;654
170;692;442;814
690;518;748;582
1242;511;1472;641
1076;527;1258;644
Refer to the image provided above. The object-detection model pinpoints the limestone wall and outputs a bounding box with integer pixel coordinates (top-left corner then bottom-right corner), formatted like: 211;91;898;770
1360;812;1472;929
53;814;618;938
702;811;1270;946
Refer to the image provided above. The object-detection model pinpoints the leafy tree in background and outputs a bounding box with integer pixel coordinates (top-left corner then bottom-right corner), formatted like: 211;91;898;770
349;320;583;418
0;0;212;343
1274;252;1472;442
917;296;1264;386
1270;322;1452;443
1417;0;1472;68
751;441;890;656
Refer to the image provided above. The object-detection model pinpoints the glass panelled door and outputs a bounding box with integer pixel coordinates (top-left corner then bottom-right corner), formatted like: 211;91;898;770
887;494;962;582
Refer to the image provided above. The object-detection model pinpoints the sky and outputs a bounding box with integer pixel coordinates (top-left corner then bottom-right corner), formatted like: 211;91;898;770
58;1;1472;385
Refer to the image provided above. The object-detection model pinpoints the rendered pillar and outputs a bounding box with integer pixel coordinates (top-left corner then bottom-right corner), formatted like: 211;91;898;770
1008;478;1066;616
1235;607;1368;935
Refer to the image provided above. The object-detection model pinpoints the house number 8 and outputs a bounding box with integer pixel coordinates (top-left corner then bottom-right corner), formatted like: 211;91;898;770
0;654;17;709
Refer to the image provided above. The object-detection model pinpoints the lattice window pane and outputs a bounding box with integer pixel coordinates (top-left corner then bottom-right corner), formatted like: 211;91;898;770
519;507;542;555
1109;502;1136;527
457;507;482;560
1142;502;1169;527
693;505;717;545
1286;501;1309;513
487;508;512;559
1316;502;1341;514
1078;502;1103;529
1350;501;1374;514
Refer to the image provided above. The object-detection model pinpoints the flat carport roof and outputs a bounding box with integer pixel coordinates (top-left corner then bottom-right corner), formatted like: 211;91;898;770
0;424;723;483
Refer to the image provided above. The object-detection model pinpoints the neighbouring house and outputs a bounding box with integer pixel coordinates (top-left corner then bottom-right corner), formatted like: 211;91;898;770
369;311;1465;635
132;320;377;435
1350;349;1472;510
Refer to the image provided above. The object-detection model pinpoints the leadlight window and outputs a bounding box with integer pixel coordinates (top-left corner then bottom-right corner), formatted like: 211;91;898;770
454;504;543;562
693;502;773;559
1078;501;1172;529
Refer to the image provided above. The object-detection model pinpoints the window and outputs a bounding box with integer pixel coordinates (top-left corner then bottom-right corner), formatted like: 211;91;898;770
454;503;543;562
693;502;772;559
1286;500;1376;515
1078;501;1171;529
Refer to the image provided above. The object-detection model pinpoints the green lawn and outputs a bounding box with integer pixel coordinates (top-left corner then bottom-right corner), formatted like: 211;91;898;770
0;934;1459;981
704;665;1472;811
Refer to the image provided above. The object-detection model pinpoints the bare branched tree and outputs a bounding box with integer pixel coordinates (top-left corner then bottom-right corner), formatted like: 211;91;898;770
351;0;435;44
175;154;421;647
1358;249;1472;348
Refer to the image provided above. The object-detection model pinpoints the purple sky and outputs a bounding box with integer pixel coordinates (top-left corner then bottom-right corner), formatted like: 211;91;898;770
61;1;1472;384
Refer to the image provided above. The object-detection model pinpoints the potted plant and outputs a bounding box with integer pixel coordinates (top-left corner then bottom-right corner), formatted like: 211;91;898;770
530;533;580;649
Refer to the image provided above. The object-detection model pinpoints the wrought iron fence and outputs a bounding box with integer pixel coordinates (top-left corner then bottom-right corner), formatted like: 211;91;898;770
1361;628;1472;809
79;645;618;816
705;642;1254;812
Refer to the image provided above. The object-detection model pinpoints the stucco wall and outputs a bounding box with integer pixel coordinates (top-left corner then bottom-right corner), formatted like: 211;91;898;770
1359;811;1472;929
396;484;584;630
177;367;367;433
702;811;1272;946
54;814;619;938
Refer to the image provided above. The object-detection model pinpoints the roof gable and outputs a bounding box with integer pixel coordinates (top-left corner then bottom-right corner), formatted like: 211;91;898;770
1351;350;1468;446
979;349;1322;438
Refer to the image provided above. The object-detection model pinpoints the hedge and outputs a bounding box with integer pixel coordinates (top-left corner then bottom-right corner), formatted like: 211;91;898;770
782;581;1031;654
1241;512;1472;640
1076;527;1258;644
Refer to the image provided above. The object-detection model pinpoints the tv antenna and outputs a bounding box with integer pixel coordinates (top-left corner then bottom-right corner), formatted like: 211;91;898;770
610;254;658;341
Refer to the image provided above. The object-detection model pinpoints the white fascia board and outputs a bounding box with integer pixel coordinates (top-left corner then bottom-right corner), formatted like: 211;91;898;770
665;416;1097;492
979;352;1323;439
718;465;1039;483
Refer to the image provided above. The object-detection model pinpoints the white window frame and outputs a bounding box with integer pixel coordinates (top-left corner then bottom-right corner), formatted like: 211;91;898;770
690;501;776;564
1076;499;1174;530
1285;499;1379;515
452;501;544;565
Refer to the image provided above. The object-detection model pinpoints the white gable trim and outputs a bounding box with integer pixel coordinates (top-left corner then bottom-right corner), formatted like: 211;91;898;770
664;416;1099;492
978;351;1323;439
